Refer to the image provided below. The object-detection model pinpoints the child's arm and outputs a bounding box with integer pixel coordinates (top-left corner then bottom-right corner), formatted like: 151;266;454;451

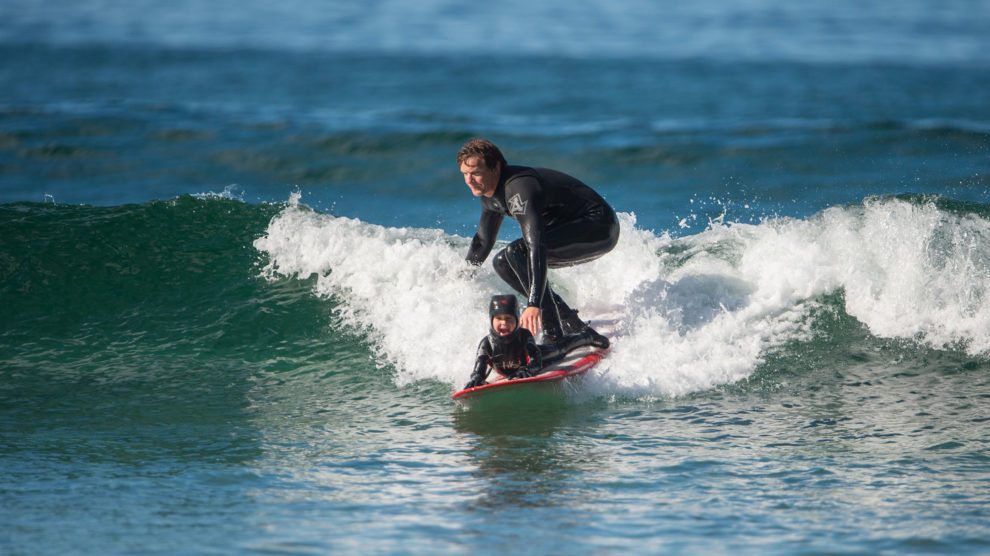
464;337;493;389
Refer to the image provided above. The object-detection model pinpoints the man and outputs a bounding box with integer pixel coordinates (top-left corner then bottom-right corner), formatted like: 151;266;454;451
458;138;619;347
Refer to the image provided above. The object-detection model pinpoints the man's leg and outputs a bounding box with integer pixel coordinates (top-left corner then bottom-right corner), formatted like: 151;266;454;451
542;205;621;345
492;240;608;347
492;204;619;346
491;240;568;341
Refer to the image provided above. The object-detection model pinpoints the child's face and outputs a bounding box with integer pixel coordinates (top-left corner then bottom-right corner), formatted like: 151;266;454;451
491;314;517;336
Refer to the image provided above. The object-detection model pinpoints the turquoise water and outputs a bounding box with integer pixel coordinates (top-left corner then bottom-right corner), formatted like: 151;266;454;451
3;2;990;554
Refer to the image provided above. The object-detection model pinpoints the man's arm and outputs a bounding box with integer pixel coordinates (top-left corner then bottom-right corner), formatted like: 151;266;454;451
505;176;548;335
466;208;503;266
506;178;548;308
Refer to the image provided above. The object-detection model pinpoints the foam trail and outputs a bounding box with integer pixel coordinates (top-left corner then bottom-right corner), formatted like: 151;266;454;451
255;195;990;397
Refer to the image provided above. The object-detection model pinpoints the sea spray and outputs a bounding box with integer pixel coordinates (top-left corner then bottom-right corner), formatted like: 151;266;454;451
815;197;990;353
255;195;990;398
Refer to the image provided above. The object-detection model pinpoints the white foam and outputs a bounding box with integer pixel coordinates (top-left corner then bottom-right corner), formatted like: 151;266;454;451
253;198;502;387
818;198;990;353
254;195;990;397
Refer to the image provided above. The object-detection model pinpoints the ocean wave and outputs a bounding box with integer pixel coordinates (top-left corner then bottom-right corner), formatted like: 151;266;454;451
5;193;988;399
254;194;990;398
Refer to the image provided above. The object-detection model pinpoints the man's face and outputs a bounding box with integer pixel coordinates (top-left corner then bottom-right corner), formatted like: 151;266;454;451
460;156;500;197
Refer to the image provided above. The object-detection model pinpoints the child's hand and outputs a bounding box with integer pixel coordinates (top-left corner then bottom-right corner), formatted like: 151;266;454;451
464;376;486;389
513;366;538;379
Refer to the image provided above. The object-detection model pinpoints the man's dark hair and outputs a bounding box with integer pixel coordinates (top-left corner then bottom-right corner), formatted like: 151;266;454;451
456;138;507;171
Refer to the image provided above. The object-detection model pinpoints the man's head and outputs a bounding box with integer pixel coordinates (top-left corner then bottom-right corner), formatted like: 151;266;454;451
457;138;506;198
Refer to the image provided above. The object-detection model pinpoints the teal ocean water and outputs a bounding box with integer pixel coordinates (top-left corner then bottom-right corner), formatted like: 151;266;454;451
3;2;990;554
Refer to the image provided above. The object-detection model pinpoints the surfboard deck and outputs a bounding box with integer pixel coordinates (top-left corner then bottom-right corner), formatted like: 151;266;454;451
451;345;607;402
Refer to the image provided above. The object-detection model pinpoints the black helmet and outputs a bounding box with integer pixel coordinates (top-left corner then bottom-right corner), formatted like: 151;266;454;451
489;294;519;320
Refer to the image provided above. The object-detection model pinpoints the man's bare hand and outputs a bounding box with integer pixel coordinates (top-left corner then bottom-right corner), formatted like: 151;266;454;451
520;306;542;336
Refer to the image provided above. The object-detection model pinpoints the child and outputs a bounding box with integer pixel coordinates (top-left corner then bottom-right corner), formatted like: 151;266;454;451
463;294;543;390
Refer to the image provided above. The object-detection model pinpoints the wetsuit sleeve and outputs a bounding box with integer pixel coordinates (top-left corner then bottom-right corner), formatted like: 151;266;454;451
466;206;503;266
506;176;548;307
466;337;493;387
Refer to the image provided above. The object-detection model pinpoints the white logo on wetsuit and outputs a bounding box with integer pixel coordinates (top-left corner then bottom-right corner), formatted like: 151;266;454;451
508;193;528;216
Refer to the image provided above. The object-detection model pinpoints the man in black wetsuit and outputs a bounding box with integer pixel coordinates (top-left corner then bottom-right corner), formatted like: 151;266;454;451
458;138;619;346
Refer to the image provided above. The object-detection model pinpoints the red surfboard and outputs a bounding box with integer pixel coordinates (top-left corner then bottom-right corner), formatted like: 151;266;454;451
452;346;607;402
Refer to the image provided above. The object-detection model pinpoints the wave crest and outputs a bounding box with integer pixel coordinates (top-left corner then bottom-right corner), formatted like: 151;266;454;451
254;195;990;397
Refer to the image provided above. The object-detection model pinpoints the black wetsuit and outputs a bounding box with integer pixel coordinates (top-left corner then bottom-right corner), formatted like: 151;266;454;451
466;328;542;389
465;165;620;338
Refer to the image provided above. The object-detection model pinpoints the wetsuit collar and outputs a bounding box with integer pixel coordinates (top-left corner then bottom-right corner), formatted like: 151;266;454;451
492;175;507;203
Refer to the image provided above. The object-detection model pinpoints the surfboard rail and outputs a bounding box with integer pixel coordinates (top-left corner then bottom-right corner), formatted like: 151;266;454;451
452;347;606;401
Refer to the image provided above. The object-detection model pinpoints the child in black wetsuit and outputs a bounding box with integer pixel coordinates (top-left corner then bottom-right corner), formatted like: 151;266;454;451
463;294;543;390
